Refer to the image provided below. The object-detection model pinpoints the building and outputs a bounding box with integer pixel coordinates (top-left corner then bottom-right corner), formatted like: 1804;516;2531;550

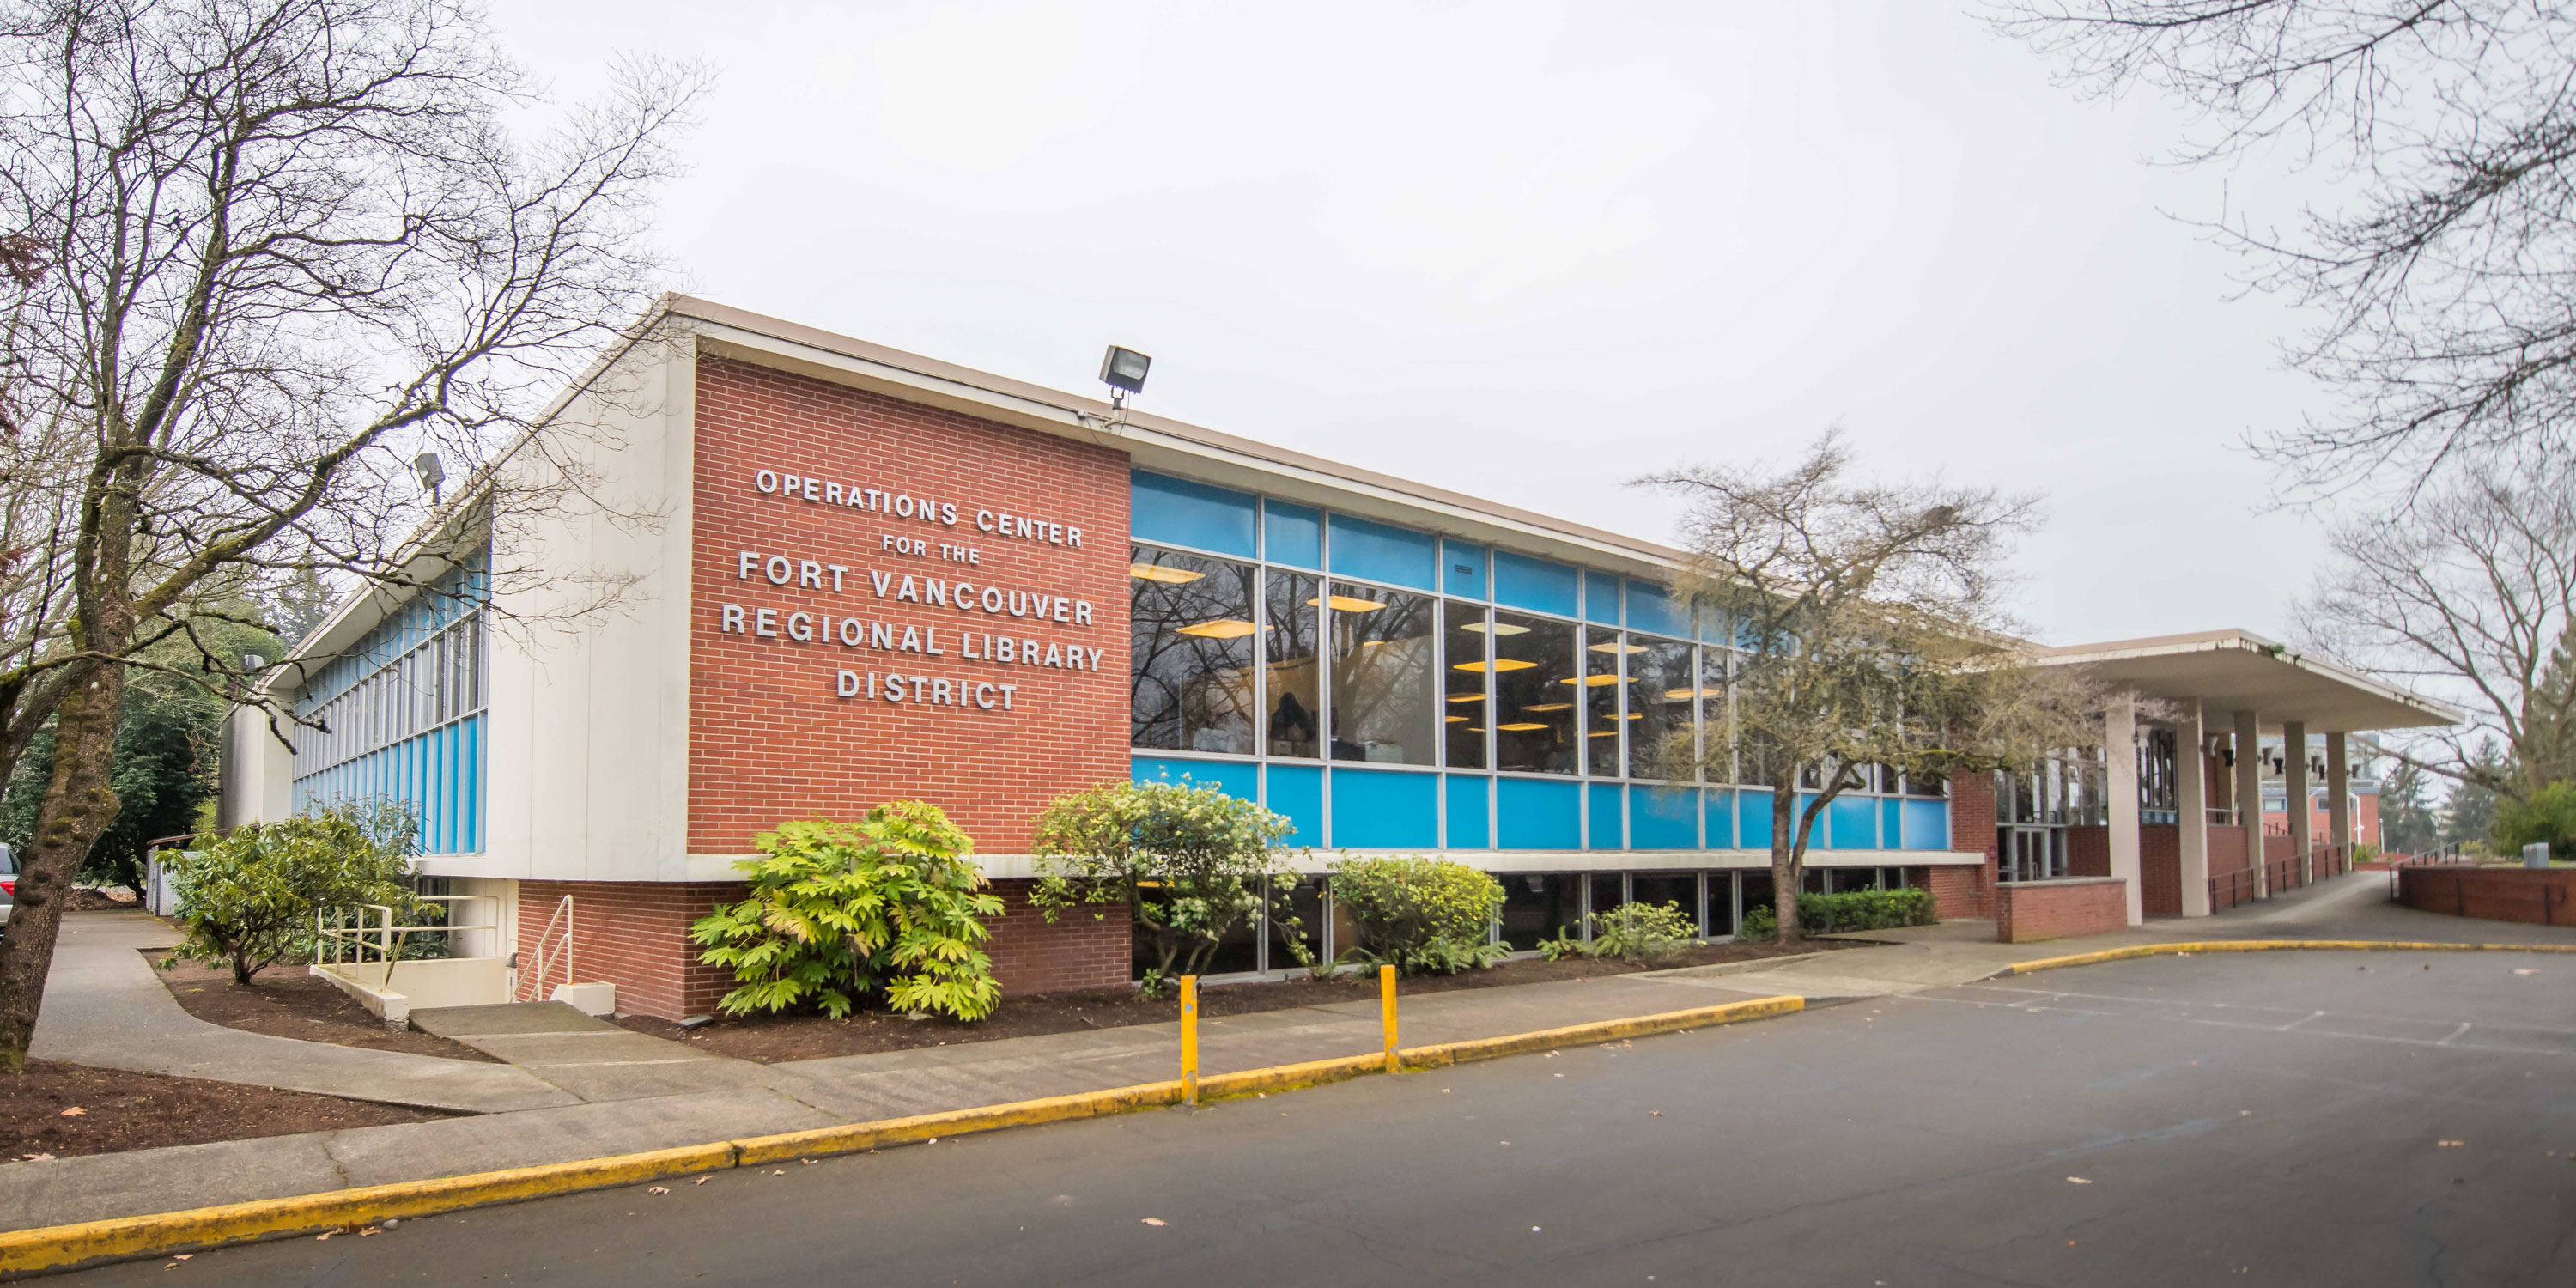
220;297;2462;1019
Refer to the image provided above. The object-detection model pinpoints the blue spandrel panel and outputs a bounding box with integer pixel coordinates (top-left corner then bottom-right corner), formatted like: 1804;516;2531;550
1327;513;1437;591
1739;792;1772;851
1826;793;1880;849
1631;785;1698;849
1132;470;1256;558
1492;550;1579;617
1264;500;1322;569
1266;762;1325;847
1627;582;1688;639
1445;774;1490;848
1496;776;1581;850
1589;781;1624;849
1903;799;1952;851
1881;799;1904;854
1133;755;1259;803
1583;574;1621;625
1704;788;1736;850
1443;543;1487;599
1330;767;1439;849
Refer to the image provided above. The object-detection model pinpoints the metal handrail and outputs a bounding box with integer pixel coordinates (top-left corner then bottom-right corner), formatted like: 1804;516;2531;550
315;896;499;991
515;896;574;1004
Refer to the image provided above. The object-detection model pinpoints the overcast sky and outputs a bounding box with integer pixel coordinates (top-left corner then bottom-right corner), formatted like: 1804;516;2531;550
491;0;2331;647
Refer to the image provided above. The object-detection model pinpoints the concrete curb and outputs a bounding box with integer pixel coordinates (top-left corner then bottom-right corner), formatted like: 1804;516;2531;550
2007;939;2576;975
0;994;1801;1279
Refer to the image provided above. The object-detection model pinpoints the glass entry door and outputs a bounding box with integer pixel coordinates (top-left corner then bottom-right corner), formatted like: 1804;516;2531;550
2000;826;2065;883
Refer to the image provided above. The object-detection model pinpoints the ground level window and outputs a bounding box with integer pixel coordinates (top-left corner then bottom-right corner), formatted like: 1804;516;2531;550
1498;872;1581;950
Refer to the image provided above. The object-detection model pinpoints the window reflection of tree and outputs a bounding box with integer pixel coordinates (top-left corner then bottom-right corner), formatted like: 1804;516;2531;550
1127;548;1259;754
1494;613;1576;775
1626;638;1697;779
1327;581;1435;764
1265;571;1321;757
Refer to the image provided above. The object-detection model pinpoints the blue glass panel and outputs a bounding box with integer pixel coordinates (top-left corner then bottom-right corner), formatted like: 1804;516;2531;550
1131;471;1256;558
1627;582;1688;639
1331;767;1439;849
1584;573;1621;625
1266;762;1325;846
1445;775;1490;848
1697;604;1729;643
1704;788;1737;849
1827;794;1880;849
1631;785;1698;849
1327;513;1437;591
1263;500;1322;569
1443;542;1487;598
1794;793;1826;848
1589;781;1623;848
1738;792;1771;850
1496;776;1581;849
1880;799;1904;853
1492;550;1579;617
1133;755;1259;802
1902;799;1952;852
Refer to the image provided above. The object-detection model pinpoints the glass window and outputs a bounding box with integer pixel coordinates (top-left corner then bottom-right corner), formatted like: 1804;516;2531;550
1493;550;1579;617
1583;572;1622;624
1327;515;1437;591
1263;500;1322;569
1704;871;1740;937
1492;611;1577;775
1583;627;1625;775
1443;543;1486;598
1626;582;1688;638
1499;872;1580;950
1128;547;1260;755
1587;873;1625;933
1626;638;1696;780
1701;649;1732;782
1263;570;1321;758
1741;870;1775;931
1443;602;1490;769
1131;471;1257;558
1325;580;1436;765
1267;876;1323;972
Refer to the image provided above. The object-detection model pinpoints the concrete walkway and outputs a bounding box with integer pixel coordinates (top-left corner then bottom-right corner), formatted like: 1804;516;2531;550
27;913;578;1114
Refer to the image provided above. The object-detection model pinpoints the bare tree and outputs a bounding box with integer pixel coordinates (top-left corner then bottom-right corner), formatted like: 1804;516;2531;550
1987;2;2576;490
2300;456;2574;801
0;0;703;1070
1641;432;2113;942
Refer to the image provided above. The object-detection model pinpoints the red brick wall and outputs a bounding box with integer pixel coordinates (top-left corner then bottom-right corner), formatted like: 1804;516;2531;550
2208;826;2252;910
982;878;1132;993
1923;863;1992;919
515;879;744;1021
2139;823;2181;917
688;357;1131;855
2397;866;2576;926
2066;825;2111;878
1948;772;1996;857
1996;878;2127;944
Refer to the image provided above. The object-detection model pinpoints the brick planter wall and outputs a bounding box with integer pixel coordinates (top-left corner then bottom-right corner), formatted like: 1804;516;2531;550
981;878;1133;993
1995;877;2127;944
2396;866;2576;927
1923;863;1993;920
515;880;745;1022
2066;825;2111;878
2139;823;2181;917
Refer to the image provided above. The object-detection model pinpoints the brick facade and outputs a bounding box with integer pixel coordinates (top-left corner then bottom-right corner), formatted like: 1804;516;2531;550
1995;878;2127;944
514;879;744;1021
687;357;1131;855
1922;862;1993;920
2138;823;2181;917
981;878;1133;993
2397;866;2576;927
2066;824;2110;878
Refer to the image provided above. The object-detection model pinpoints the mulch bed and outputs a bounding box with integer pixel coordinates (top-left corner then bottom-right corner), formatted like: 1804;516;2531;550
65;887;142;912
2;1060;450;1162
147;951;501;1063
616;937;1859;1064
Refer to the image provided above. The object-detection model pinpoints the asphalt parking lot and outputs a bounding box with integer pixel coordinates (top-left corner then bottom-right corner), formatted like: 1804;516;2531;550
76;950;2576;1287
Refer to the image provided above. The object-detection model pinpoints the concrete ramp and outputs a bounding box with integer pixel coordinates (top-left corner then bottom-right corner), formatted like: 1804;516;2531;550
408;1003;799;1103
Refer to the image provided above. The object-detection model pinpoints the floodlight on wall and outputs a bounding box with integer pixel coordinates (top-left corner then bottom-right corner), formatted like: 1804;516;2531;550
414;451;446;505
1098;345;1151;412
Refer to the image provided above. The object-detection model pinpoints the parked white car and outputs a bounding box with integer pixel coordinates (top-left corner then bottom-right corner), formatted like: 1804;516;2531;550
0;841;15;927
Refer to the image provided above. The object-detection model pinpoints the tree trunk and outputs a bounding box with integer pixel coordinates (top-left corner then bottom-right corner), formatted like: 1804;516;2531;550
0;663;129;1070
1771;781;1801;942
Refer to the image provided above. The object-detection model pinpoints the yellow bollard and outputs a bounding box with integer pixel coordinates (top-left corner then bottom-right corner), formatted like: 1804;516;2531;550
1380;964;1399;1073
1179;975;1200;1105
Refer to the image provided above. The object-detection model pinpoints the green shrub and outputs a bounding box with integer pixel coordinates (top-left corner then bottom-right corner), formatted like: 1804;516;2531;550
166;799;421;984
1736;902;1778;941
1030;780;1294;993
1327;855;1510;975
2495;782;2576;859
691;801;1004;1021
1795;886;1937;934
1588;900;1698;963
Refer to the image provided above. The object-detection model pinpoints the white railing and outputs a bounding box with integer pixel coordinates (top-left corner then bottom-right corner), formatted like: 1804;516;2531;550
315;895;501;991
515;896;573;1004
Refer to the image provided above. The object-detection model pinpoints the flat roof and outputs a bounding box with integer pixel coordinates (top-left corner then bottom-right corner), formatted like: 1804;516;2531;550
2033;629;2462;734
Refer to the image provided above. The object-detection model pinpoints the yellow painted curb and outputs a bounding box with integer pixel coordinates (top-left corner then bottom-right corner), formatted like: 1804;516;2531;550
2008;939;2576;975
0;994;1803;1279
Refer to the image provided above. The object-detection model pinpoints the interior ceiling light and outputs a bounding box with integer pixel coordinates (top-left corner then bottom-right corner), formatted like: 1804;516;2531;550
1662;687;1710;702
1446;693;1486;703
1495;721;1550;732
1625;712;1642;719
1589;731;1619;738
1461;620;1530;635
1305;594;1388;613
1588;641;1648;654
1176;619;1260;639
1130;563;1205;584
1444;714;1469;723
1522;702;1573;712
1454;659;1538;672
1557;674;1622;687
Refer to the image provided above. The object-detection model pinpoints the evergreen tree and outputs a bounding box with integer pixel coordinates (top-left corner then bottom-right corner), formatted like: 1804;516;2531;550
2446;740;2507;847
2379;758;2442;855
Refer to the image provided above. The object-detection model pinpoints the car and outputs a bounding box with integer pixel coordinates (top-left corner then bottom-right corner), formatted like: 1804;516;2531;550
0;841;14;932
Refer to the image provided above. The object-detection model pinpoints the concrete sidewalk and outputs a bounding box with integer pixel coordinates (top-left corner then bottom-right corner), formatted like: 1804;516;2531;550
27;913;578;1114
